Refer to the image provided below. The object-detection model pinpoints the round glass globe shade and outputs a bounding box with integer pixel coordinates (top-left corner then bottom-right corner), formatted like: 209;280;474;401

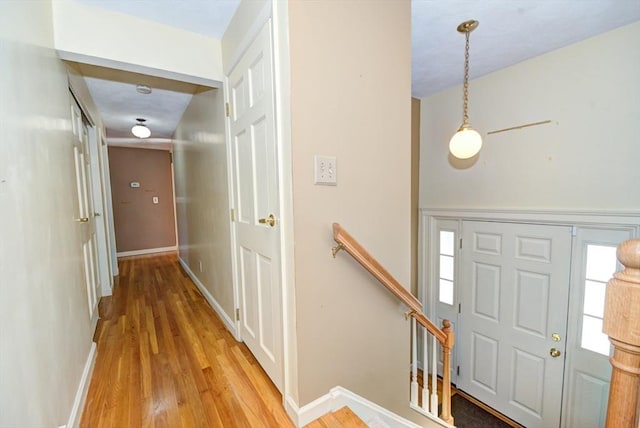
449;128;482;159
131;124;151;139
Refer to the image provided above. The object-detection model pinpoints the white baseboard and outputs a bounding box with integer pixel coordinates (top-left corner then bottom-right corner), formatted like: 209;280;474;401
116;246;177;257
66;342;97;428
295;386;429;428
178;257;239;340
284;395;302;427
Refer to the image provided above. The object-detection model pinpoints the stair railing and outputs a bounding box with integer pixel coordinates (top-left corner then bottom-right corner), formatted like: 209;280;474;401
332;223;455;426
603;239;640;427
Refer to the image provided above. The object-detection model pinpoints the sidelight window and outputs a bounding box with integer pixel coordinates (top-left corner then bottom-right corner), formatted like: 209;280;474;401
438;231;455;305
580;244;617;356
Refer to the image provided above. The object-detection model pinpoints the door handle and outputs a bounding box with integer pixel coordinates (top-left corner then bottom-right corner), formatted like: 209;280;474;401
258;214;276;227
550;348;561;358
75;217;89;223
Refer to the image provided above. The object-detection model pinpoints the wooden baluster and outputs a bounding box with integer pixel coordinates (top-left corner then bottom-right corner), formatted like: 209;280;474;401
439;320;455;425
421;326;429;412
604;239;640;428
411;316;419;406
430;334;438;415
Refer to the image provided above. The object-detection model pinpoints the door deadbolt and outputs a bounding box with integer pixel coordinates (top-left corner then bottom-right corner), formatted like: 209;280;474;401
550;348;561;358
551;333;561;342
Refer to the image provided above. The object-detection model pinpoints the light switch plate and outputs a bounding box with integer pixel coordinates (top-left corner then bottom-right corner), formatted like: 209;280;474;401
314;155;337;185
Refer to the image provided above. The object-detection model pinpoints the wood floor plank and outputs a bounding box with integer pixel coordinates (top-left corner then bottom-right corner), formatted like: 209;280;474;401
80;253;293;428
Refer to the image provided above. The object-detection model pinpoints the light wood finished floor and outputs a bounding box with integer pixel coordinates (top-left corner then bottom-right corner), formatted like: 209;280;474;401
80;253;294;428
305;407;367;428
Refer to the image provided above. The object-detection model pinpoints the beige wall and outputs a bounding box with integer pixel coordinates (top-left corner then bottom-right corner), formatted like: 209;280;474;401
0;1;94;426
289;0;420;420
173;88;234;319
411;98;421;296
108;146;176;252
420;22;640;211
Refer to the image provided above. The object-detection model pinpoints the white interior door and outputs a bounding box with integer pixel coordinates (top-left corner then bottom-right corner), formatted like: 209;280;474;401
458;221;572;428
87;128;112;296
227;20;283;391
71;98;100;328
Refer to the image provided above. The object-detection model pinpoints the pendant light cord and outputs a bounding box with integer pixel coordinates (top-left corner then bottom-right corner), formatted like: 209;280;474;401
462;30;470;126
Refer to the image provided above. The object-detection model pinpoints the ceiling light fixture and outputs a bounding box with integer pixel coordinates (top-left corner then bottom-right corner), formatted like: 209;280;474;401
131;118;151;139
136;84;152;95
449;20;482;160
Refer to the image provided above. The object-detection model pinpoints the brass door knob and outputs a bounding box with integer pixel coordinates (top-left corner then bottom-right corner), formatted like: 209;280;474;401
550;348;561;358
258;214;276;227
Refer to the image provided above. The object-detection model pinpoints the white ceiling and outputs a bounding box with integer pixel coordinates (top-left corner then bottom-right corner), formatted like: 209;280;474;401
412;0;640;98
72;0;640;141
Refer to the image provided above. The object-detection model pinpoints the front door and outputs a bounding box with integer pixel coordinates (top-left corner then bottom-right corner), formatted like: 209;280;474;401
71;96;100;327
227;20;283;391
458;221;572;427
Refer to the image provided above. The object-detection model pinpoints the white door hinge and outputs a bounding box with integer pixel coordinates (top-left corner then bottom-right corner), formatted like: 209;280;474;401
225;102;231;118
230;208;235;222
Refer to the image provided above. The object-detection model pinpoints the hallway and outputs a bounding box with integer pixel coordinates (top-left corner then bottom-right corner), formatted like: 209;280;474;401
80;253;293;427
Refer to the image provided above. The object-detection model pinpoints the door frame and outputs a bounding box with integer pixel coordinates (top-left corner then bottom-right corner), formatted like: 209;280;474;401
419;208;640;425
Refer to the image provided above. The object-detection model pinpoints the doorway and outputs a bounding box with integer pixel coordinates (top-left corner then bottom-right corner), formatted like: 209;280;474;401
425;212;640;428
226;19;284;392
457;220;571;427
70;94;101;330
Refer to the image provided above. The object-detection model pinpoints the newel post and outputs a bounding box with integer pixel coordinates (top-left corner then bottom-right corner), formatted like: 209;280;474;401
604;239;640;428
439;320;455;426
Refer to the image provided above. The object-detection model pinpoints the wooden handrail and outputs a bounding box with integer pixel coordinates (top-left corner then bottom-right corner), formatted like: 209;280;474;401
333;223;421;311
332;222;455;425
332;223;448;345
412;312;448;345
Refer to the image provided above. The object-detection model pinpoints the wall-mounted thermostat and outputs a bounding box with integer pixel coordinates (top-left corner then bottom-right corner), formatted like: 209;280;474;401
130;181;140;188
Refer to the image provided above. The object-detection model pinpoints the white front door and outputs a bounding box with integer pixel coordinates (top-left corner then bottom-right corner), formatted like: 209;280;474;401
227;20;283;391
71;97;100;327
458;221;572;427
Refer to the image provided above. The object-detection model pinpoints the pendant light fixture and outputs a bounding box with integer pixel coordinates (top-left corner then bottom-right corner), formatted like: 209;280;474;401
131;118;151;139
449;20;482;159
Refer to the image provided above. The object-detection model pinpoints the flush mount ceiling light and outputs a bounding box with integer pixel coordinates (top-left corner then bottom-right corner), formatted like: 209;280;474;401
136;84;152;95
131;118;151;139
449;20;482;160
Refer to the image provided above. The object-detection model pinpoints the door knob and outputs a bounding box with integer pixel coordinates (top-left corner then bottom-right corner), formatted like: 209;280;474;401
550;348;561;358
258;214;276;227
74;217;89;223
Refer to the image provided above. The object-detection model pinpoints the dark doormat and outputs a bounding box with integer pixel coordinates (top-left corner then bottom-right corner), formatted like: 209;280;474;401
449;394;515;428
